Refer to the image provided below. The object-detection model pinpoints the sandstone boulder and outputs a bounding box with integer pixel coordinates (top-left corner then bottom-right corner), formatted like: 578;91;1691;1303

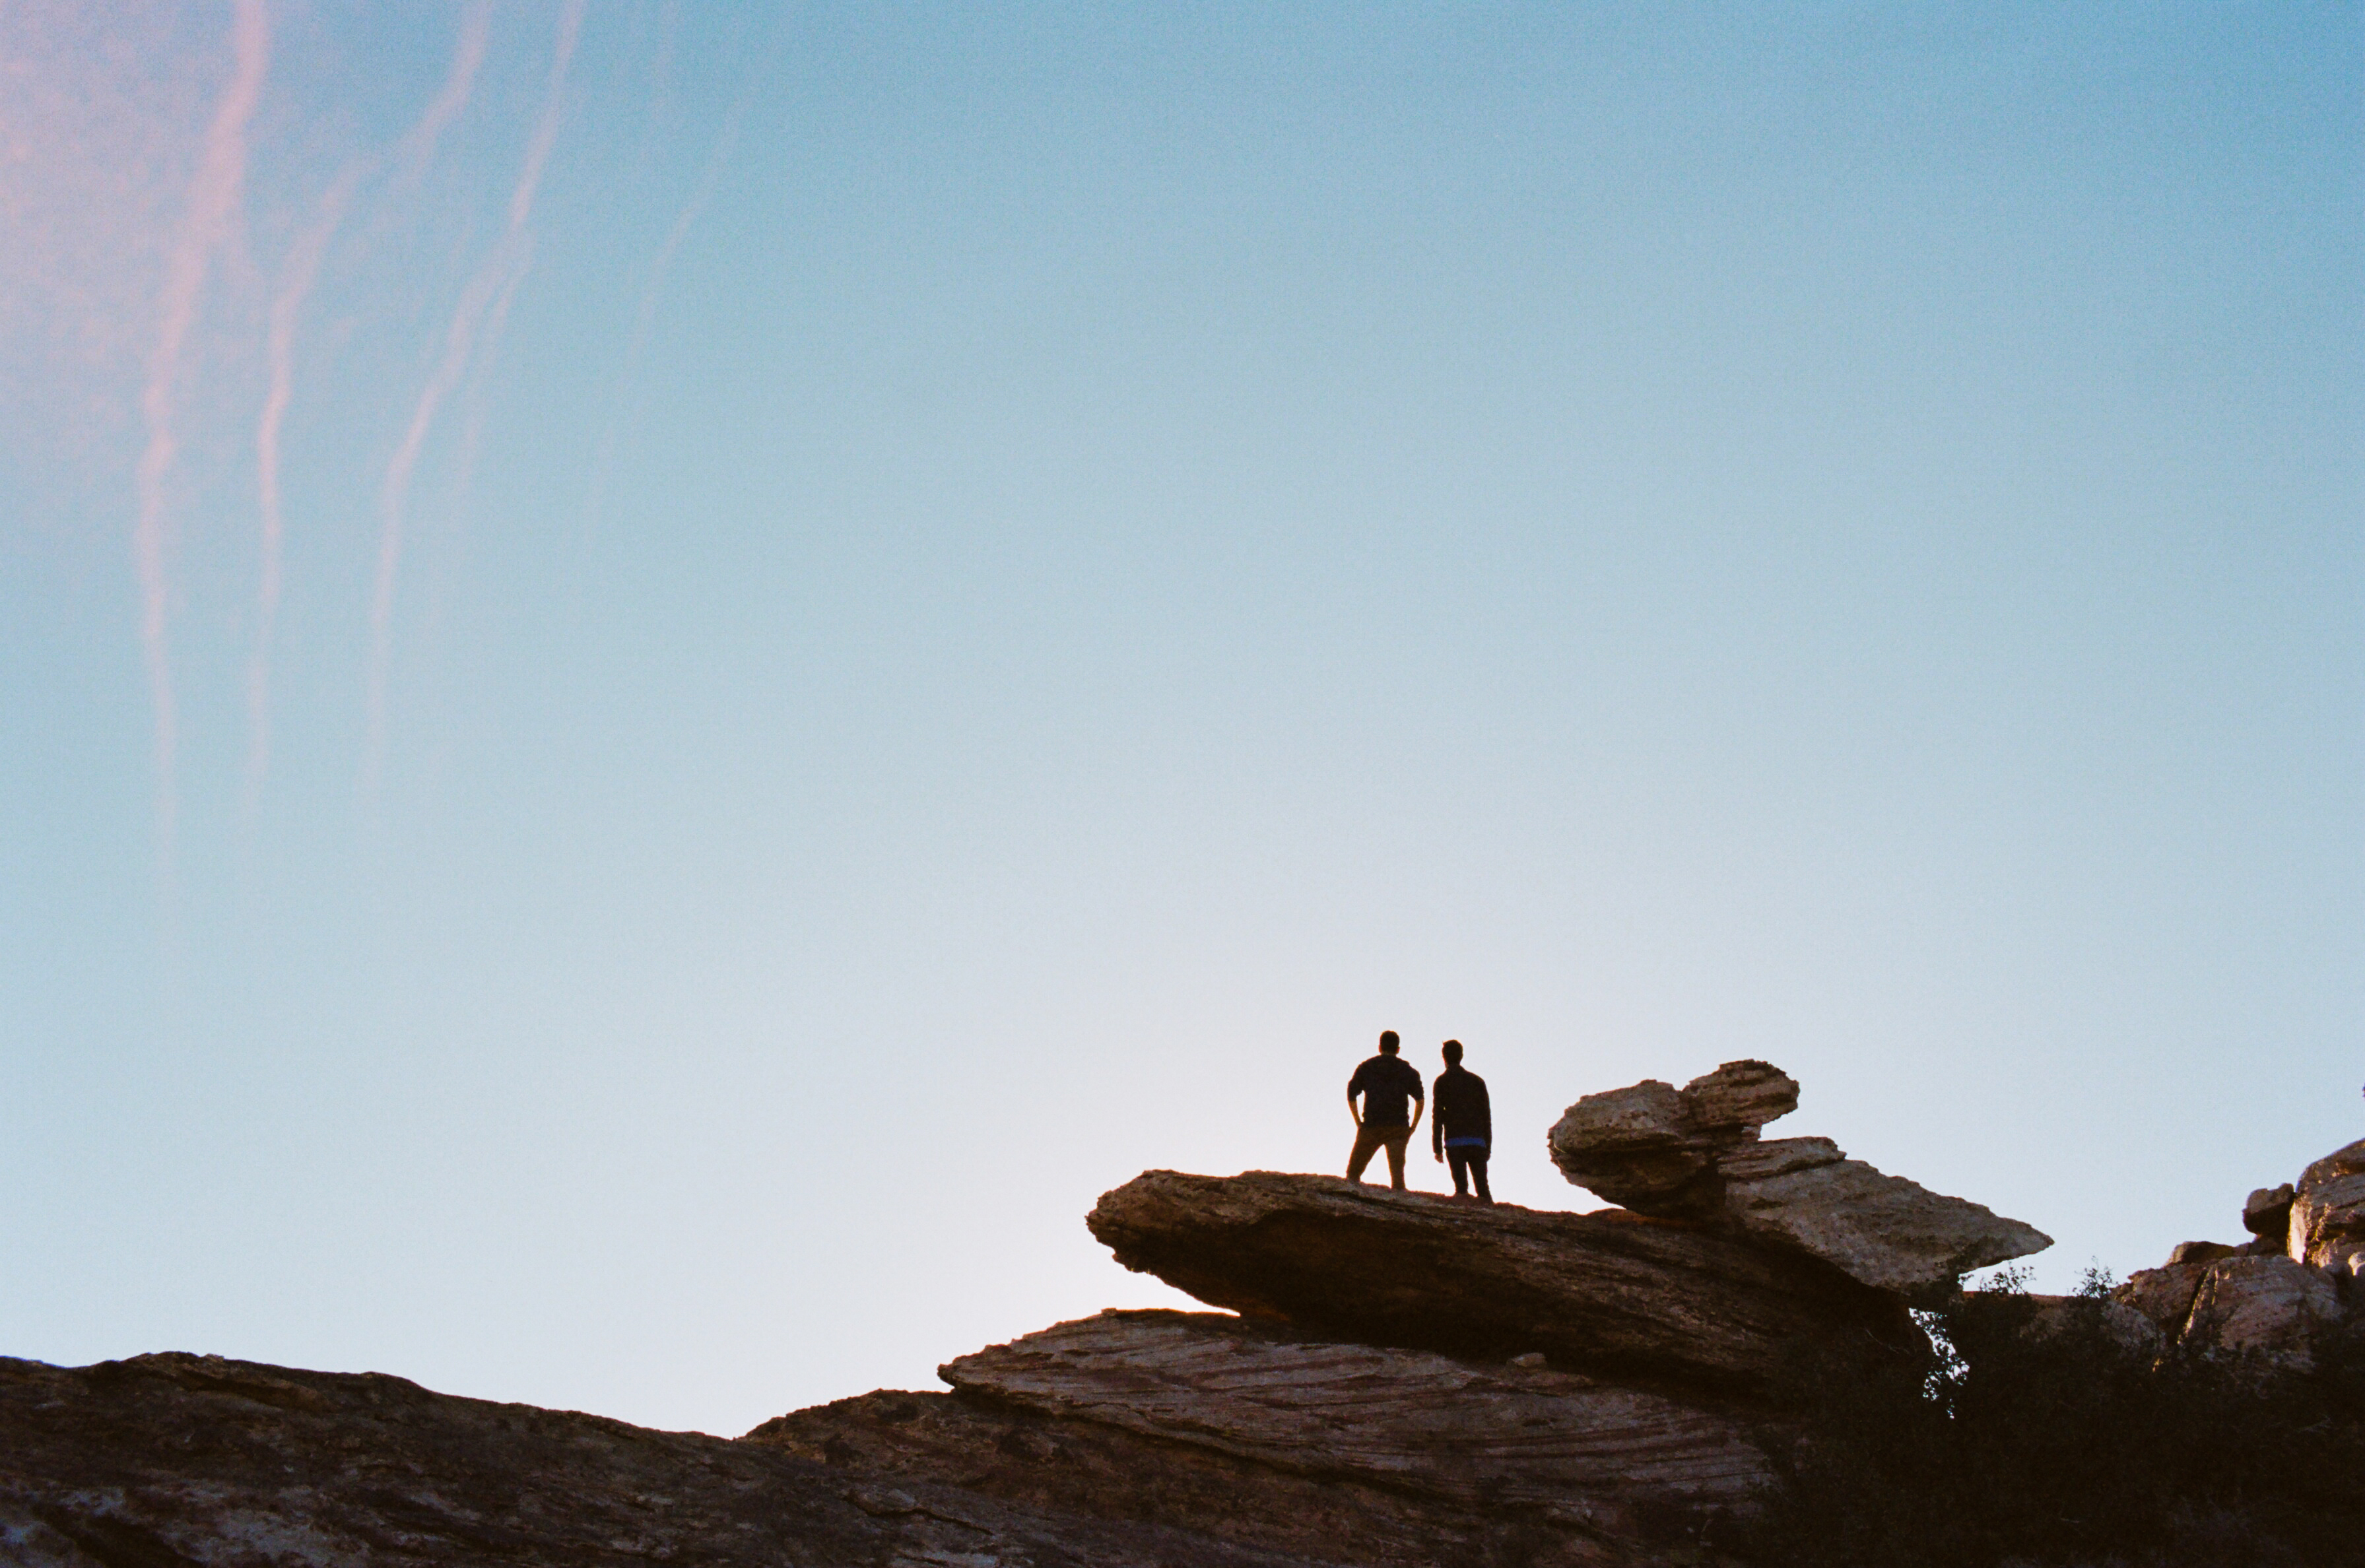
2288;1137;2365;1274
2244;1183;2296;1245
2113;1260;2212;1340
1545;1061;1798;1214
1086;1170;1915;1397
2115;1253;2348;1369
1719;1154;2057;1294
2185;1255;2345;1367
937;1309;1774;1517
2168;1240;2241;1266
1550;1066;2053;1293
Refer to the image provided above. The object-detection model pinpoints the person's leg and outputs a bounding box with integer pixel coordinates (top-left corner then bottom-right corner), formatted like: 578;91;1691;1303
1470;1150;1492;1204
1347;1123;1383;1183
1446;1147;1471;1197
1383;1129;1409;1189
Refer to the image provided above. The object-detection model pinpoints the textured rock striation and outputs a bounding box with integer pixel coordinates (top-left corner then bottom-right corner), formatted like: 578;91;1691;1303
1086;1169;1914;1396
1549;1062;2053;1292
939;1309;1774;1513
749;1383;1642;1568
0;1352;1332;1568
754;1309;1770;1567
1544;1061;1799;1216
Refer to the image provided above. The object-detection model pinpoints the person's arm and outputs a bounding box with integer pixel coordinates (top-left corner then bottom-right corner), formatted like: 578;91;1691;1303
1347;1080;1362;1127
1407;1082;1424;1138
1432;1082;1444;1160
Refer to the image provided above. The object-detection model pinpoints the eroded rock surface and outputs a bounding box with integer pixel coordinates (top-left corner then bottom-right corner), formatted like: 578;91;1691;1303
940;1309;1774;1513
2290;1137;2365;1274
0;1352;1341;1568
748;1385;1640;1568
2186;1256;2345;1365
1549;1064;2052;1291
1545;1062;1799;1215
1086;1170;1913;1396
751;1311;1765;1567
1721;1154;2056;1294
2244;1183;2296;1245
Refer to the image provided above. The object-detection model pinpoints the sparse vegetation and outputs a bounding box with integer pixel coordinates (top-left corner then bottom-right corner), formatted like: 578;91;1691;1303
1743;1267;2365;1567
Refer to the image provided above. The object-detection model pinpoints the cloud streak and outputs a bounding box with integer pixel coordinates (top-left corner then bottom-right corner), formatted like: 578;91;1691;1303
368;0;582;791
247;160;362;817
135;0;268;877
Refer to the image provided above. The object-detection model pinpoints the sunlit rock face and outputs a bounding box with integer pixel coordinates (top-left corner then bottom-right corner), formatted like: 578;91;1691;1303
1544;1061;1800;1217
1549;1062;2053;1293
1084;1169;1915;1396
2290;1137;2365;1274
2115;1133;2365;1371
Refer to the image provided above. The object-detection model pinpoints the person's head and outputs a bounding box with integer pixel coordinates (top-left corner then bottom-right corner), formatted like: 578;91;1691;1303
1442;1039;1464;1066
1378;1030;1400;1055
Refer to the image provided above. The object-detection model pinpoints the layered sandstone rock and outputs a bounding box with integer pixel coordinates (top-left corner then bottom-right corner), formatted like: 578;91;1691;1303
939;1309;1774;1513
2114;1254;2346;1369
749;1384;1639;1568
2289;1137;2365;1274
1716;1146;2056;1293
2244;1182;2296;1247
2112;1134;2365;1369
1545;1061;1799;1215
1549;1064;2053;1293
0;1352;1325;1568
1086;1169;1914;1396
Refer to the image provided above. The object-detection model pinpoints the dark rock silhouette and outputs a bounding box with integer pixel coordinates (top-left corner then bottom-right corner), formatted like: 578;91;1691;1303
0;1351;1326;1567
14;1062;2352;1568
1086;1169;1914;1396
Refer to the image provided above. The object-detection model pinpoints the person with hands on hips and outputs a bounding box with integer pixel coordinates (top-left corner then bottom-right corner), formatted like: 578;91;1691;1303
1346;1030;1424;1189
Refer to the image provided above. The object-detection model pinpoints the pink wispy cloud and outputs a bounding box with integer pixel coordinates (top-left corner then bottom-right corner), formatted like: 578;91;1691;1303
134;0;268;876
247;160;363;816
368;0;583;791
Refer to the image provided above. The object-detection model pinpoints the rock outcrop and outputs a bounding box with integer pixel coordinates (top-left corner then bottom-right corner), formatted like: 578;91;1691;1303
754;1309;1770;1567
2244;1182;2296;1246
940;1309;1772;1515
750;1383;1638;1568
2114;1132;2365;1369
2290;1137;2365;1274
1543;1061;1800;1214
0;1352;1329;1568
1086;1169;1915;1396
1549;1062;2053;1292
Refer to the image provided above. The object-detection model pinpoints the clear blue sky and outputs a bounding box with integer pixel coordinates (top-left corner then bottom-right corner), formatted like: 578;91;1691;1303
2;2;2358;1435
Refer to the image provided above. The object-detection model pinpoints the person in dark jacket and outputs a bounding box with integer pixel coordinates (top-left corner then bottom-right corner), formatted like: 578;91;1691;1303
1430;1039;1492;1203
1346;1030;1424;1189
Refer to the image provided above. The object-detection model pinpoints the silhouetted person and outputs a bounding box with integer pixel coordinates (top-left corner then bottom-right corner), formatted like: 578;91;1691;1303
1347;1030;1424;1189
1431;1039;1492;1203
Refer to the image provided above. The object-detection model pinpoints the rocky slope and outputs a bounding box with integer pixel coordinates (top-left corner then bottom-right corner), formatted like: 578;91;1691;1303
7;1064;2357;1568
0;1350;1329;1568
2109;1133;2365;1367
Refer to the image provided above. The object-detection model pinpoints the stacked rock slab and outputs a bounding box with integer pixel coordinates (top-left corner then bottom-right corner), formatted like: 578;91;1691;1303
0;1352;1333;1568
939;1309;1774;1515
750;1374;1640;1568
1549;1061;2054;1293
1086;1169;1916;1395
2113;1134;2365;1368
